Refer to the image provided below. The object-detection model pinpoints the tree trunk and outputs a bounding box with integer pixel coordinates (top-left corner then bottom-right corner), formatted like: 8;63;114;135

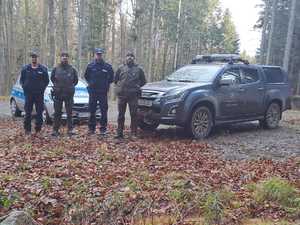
62;0;69;51
266;0;278;65
148;0;158;81
102;0;108;48
283;0;296;72
161;38;169;80
0;0;6;95
120;11;126;61
260;0;271;64
48;0;55;67
24;0;29;64
77;0;86;74
40;0;48;65
174;0;182;70
111;0;116;67
7;0;16;94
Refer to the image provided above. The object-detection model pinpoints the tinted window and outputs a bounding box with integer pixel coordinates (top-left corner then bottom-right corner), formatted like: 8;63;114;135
222;68;241;85
263;67;285;83
241;68;259;84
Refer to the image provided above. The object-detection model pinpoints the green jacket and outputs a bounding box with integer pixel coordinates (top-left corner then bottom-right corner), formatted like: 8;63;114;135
114;64;146;96
51;63;78;98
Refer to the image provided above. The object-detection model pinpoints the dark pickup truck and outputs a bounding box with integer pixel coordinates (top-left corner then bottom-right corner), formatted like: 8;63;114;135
137;54;291;139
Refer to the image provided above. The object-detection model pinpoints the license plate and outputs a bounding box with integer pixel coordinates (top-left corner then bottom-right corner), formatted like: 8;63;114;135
78;112;89;118
138;99;153;107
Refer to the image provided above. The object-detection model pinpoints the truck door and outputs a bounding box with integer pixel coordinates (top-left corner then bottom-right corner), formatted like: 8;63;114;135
216;67;245;120
239;66;265;116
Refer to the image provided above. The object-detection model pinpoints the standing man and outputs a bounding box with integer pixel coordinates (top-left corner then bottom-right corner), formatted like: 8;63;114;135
51;52;78;137
20;51;49;135
114;52;146;139
84;48;114;135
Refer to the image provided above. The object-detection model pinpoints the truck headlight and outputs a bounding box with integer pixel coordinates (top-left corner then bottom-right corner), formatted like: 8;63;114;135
163;91;187;103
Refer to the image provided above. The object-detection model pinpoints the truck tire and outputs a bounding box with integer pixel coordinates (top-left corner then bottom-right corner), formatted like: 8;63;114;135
10;99;22;117
260;102;281;129
189;106;213;139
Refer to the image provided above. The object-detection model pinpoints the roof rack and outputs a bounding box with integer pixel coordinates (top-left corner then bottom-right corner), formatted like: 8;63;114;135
191;54;249;65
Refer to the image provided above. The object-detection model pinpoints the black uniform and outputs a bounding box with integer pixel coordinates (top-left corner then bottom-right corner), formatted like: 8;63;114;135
20;64;49;132
115;63;146;136
51;64;78;133
84;59;114;133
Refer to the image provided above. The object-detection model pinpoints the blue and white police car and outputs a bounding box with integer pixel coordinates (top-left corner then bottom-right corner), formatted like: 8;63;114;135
10;73;100;124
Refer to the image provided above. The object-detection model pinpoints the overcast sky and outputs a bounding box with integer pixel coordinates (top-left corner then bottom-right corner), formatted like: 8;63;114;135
220;0;263;56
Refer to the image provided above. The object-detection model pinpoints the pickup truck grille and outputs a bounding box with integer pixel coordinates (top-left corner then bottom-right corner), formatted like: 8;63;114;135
140;90;164;100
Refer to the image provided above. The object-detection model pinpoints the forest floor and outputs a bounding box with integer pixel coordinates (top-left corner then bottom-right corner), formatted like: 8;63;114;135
0;102;299;224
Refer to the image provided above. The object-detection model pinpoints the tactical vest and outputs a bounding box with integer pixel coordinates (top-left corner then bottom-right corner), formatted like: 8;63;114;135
53;65;76;98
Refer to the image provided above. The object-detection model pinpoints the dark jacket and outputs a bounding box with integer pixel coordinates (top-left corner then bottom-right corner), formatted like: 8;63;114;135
20;64;49;95
51;63;78;98
84;60;114;94
114;64;146;96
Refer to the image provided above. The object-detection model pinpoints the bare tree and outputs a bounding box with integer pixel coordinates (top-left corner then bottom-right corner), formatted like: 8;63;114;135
148;0;158;81
283;0;296;71
0;0;6;95
174;0;182;70
259;0;271;64
40;0;48;65
61;0;69;51
48;0;55;67
266;0;278;64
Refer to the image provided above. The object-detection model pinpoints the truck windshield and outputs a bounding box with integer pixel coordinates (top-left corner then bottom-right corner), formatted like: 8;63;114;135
166;65;222;82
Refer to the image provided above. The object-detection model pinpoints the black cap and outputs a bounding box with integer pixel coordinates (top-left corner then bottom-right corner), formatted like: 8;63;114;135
126;52;135;57
60;52;69;57
29;51;39;58
94;48;105;54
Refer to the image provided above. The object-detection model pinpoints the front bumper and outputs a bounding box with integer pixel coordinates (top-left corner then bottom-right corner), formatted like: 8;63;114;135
138;100;182;126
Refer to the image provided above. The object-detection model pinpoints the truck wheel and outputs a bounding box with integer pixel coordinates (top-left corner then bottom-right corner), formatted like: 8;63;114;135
189;106;213;139
138;119;159;131
10;99;22;117
43;108;53;125
260;102;281;129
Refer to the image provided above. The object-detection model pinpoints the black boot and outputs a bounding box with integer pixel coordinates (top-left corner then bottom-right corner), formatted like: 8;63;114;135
51;130;60;137
114;131;124;139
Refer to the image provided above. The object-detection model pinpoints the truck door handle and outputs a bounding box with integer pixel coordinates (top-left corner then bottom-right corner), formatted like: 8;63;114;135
258;87;264;91
238;88;245;92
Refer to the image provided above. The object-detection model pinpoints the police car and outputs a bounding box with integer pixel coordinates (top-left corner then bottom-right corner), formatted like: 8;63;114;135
10;72;100;124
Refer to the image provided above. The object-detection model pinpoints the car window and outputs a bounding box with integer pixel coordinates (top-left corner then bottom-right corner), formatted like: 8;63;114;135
263;67;285;83
240;68;259;84
221;67;241;85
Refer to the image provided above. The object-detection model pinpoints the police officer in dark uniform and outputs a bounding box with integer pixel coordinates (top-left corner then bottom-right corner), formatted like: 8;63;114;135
51;52;78;137
20;51;49;135
114;52;146;139
84;48;114;135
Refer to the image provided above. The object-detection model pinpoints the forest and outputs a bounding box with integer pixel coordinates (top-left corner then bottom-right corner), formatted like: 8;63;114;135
257;0;300;95
0;0;240;95
1;1;300;225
